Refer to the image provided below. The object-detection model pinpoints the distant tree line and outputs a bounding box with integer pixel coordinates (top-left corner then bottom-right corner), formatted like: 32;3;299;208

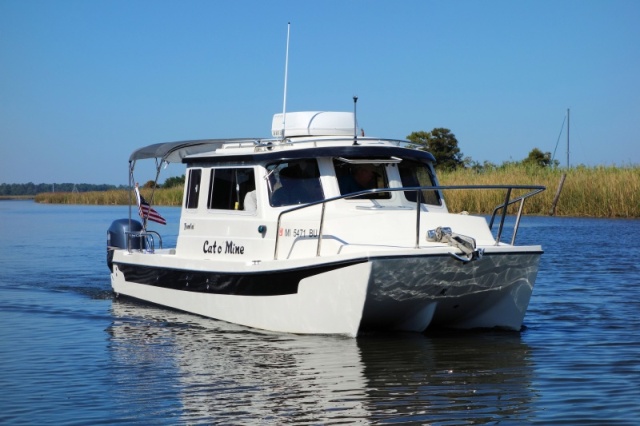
141;175;185;189
0;182;131;196
1;177;187;196
407;128;559;172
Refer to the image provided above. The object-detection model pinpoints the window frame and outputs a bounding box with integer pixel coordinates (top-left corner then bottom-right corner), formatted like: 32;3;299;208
266;159;324;207
206;167;256;212
333;158;392;200
398;160;442;206
185;168;202;209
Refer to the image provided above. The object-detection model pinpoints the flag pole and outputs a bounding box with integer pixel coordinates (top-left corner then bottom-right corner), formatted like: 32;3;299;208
134;182;148;229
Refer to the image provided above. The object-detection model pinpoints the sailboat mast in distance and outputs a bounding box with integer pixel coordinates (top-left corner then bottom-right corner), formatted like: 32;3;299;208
566;108;570;168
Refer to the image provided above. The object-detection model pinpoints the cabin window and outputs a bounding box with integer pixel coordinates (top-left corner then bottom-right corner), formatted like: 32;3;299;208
333;159;391;199
398;161;441;205
207;168;256;211
267;159;324;207
185;168;202;209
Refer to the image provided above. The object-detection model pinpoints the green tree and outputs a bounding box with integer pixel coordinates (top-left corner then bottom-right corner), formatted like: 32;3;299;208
522;148;558;168
407;128;464;171
465;158;497;173
163;174;185;188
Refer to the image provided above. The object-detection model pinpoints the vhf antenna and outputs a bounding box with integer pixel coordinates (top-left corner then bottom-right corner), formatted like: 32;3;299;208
353;96;359;145
281;22;291;141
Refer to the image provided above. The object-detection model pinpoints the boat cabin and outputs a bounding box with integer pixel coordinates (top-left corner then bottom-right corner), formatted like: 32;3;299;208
171;112;451;263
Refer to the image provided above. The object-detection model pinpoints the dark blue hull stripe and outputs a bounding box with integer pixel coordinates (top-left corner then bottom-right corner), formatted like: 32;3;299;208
115;259;368;296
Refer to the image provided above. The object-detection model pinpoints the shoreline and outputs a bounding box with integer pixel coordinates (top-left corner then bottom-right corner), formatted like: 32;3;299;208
29;193;640;220
0;195;35;200
18;165;640;218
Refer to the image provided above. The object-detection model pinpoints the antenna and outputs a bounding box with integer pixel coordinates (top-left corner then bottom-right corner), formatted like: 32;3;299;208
281;22;291;140
352;96;359;145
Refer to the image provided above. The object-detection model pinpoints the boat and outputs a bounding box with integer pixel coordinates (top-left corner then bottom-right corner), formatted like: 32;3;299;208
107;110;545;337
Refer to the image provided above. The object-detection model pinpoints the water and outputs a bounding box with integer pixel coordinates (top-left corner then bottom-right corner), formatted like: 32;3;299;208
1;200;639;425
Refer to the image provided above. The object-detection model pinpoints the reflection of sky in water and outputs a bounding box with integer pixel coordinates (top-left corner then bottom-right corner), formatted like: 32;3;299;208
108;302;370;423
108;301;535;424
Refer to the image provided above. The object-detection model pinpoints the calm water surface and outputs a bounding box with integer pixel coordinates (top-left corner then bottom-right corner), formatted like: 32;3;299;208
1;200;638;425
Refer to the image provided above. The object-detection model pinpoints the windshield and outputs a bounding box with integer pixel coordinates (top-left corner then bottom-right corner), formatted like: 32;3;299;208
398;160;441;205
333;159;391;199
267;159;324;207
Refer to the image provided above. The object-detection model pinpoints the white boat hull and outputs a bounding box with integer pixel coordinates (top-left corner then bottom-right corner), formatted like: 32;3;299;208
111;248;541;337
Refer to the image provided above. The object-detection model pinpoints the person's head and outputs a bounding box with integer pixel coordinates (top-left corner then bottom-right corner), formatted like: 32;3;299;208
353;164;376;187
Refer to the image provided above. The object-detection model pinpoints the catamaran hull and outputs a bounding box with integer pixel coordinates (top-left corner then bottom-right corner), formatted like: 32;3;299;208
111;250;541;337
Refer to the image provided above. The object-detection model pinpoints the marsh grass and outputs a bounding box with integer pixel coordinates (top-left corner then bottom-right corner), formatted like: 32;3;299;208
35;187;183;206
439;165;640;217
34;166;639;217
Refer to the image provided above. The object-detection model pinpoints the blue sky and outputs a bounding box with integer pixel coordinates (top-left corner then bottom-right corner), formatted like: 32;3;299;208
1;0;639;185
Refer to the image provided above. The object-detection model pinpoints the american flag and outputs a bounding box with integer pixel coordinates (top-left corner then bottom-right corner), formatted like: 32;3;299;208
135;185;166;225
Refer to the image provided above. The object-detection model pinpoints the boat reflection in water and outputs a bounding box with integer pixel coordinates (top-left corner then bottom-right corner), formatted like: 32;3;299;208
107;299;536;424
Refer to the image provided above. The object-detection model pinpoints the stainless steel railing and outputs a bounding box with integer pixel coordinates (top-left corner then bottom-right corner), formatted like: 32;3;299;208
125;230;163;253
274;185;545;260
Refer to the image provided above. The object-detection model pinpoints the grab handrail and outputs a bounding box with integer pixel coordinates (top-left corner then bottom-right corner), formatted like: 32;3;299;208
274;184;545;260
125;230;163;253
488;187;546;244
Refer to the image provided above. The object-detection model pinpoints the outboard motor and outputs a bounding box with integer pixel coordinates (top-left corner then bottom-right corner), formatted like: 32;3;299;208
107;219;144;271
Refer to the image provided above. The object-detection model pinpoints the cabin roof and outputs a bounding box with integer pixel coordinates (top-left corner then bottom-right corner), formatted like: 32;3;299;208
129;138;436;165
184;144;436;165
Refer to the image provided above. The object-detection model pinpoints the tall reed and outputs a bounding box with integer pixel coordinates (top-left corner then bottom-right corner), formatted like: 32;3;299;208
438;165;639;218
35;187;183;206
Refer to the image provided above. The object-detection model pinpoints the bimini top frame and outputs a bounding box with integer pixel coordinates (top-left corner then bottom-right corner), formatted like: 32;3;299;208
127;139;259;227
128;138;262;164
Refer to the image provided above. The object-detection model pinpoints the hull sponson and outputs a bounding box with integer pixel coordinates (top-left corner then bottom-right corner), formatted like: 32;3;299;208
112;260;374;336
114;258;368;296
361;251;542;331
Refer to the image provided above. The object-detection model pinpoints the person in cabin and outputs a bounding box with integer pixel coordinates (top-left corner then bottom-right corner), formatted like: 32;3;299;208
338;163;379;195
243;190;257;212
242;178;257;212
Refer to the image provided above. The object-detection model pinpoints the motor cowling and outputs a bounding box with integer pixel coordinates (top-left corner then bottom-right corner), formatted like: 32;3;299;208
107;218;144;271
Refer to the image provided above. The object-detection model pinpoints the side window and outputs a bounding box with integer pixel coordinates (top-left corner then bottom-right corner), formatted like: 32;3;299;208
398;161;441;205
185;168;202;209
207;168;256;211
334;159;391;199
267;159;324;207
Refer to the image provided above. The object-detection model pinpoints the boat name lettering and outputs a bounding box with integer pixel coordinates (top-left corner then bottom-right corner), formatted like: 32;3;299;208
184;222;194;230
279;228;319;238
202;240;245;255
